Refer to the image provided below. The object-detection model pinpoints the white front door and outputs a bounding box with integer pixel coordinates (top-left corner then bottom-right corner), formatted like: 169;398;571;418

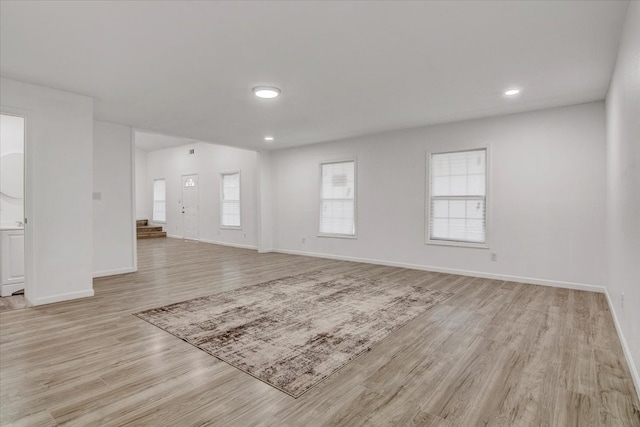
181;174;199;240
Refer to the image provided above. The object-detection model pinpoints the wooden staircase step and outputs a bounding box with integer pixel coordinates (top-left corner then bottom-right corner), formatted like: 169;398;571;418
137;231;166;239
136;219;165;239
137;225;163;232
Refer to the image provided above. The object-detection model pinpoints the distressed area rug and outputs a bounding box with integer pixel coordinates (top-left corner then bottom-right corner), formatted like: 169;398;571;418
134;270;453;397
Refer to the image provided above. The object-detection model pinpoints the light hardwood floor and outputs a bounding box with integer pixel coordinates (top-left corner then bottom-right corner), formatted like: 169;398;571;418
1;238;638;426
0;294;26;313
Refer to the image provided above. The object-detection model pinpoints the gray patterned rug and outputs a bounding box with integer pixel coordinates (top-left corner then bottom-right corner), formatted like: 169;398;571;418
134;270;453;397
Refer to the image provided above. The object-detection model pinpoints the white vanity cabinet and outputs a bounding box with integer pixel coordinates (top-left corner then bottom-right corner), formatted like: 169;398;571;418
1;228;25;297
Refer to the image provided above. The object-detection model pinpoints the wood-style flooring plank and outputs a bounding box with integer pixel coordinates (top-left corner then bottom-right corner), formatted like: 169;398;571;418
0;237;638;426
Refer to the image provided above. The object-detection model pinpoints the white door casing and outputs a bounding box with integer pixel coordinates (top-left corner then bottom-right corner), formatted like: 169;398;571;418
181;174;199;240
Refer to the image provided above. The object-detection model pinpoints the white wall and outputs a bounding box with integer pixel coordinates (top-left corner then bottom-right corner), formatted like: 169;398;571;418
93;121;136;277
135;147;150;220
605;1;640;397
257;151;274;252
145;141;258;248
271;102;606;290
0;77;94;305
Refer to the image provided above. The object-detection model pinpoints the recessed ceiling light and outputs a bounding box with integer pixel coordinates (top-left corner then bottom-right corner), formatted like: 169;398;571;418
504;89;521;96
253;86;281;99
264;136;274;141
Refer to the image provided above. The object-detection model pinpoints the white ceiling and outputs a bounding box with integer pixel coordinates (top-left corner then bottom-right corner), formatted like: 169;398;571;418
0;1;629;151
134;131;194;153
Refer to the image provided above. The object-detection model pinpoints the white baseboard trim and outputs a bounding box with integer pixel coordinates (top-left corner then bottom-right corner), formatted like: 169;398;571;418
258;248;274;254
604;289;640;401
199;238;258;251
272;248;606;293
93;267;136;278
33;289;94;306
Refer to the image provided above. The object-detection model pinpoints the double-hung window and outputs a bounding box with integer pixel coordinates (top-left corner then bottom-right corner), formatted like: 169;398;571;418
427;148;487;246
152;179;166;223
319;160;356;237
220;172;241;228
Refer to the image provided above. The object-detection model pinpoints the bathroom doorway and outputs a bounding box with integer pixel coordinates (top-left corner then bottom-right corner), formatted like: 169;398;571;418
0;113;26;310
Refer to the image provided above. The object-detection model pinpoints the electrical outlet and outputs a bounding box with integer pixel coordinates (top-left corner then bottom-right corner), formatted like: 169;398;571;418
621;293;624;309
301;237;306;244
490;253;497;262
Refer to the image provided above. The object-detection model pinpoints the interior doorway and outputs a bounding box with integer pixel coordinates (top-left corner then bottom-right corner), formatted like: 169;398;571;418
0;113;26;310
181;174;199;240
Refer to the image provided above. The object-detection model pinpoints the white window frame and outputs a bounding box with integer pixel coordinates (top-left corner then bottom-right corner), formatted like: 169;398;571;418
318;159;357;239
426;147;489;248
152;178;166;223
220;171;241;229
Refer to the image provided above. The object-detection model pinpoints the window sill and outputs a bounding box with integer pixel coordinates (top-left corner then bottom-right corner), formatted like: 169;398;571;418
220;226;242;230
426;239;488;249
318;233;357;240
